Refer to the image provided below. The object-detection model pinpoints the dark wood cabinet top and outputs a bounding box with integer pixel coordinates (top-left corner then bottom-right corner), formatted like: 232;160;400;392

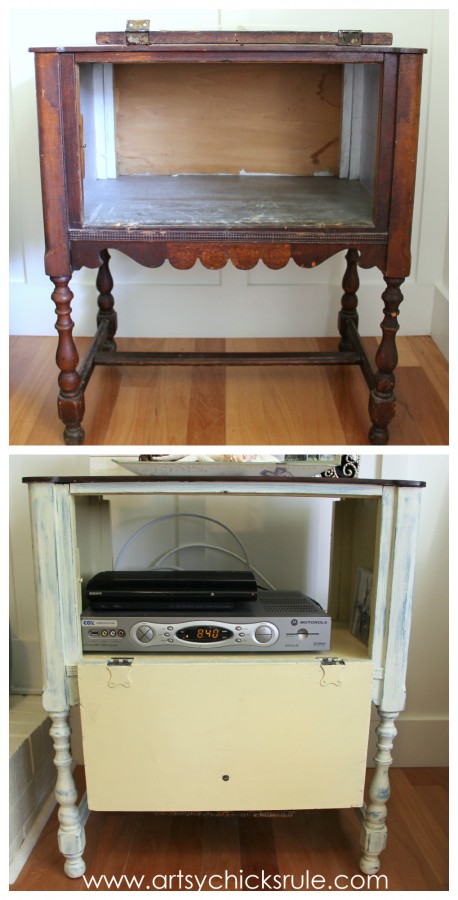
22;476;426;487
30;30;426;55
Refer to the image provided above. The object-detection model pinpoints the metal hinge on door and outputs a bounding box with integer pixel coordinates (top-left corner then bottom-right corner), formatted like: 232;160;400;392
106;657;134;687
125;19;150;44
320;657;345;686
338;30;363;46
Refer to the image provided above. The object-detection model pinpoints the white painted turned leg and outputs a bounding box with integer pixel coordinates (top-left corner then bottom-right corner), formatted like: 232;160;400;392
49;710;86;878
359;709;399;874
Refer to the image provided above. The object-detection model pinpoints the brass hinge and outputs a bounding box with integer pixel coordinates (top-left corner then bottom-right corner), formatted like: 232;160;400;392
125;19;150;45
338;30;363;47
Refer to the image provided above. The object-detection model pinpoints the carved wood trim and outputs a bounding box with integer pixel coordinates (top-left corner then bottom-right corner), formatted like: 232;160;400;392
70;240;388;272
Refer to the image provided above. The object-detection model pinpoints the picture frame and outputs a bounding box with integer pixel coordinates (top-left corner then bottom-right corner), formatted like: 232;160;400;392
350;568;373;645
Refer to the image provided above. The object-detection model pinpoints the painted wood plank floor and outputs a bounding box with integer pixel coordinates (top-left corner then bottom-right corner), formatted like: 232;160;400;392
9;336;448;446
10;767;448;891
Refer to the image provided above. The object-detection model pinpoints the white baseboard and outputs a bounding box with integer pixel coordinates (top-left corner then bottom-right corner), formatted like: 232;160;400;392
9;790;56;884
431;285;449;360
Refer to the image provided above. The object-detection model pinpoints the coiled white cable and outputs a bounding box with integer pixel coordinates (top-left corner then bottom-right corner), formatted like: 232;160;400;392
114;512;251;571
152;543;276;591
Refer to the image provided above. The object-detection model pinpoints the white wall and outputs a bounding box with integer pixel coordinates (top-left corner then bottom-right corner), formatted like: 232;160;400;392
9;9;448;356
9;452;449;765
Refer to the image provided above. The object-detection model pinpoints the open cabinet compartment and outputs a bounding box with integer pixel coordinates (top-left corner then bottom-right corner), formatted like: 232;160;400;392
73;487;380;662
78;61;382;229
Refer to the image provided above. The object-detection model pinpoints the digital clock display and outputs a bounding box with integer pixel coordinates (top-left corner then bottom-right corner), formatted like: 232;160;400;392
176;626;233;643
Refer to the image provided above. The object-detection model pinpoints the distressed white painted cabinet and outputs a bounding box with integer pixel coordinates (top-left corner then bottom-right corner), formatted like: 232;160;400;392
24;474;424;879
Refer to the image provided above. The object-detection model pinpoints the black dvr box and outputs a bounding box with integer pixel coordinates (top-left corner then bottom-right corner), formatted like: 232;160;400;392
85;570;257;611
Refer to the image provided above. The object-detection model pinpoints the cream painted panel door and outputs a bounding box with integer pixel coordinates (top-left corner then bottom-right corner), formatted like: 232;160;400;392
78;656;373;812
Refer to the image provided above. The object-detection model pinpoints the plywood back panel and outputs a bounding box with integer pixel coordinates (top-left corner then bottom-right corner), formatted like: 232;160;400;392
114;63;343;176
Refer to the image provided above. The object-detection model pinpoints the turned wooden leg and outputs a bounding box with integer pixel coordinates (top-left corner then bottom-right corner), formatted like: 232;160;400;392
360;710;398;874
338;248;360;351
368;277;404;445
51;276;85;445
49;710;86;878
96;249;117;351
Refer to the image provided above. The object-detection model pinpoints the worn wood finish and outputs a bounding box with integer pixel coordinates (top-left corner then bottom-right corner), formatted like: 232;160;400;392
30;35;426;444
369;277;404;445
34;54;71;276
74;49;388;68
338;248;360;351
373;53;397;230
385;53;423;277
360;712;398;873
73;48;387;65
97;30;394;47
95;249;117;351
69;239;388;272
60;53;84;230
48;711;86;878
91;349;364;367
82;176;374;228
50;276;85;445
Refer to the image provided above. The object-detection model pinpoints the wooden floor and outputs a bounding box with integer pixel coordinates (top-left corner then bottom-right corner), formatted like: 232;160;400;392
11;767;448;891
9;335;448;446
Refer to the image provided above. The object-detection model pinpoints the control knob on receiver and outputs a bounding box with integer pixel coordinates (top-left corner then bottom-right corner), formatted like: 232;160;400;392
254;625;273;644
134;623;155;644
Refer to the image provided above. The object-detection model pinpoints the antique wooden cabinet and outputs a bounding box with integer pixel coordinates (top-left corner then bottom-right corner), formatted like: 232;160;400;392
31;30;425;445
24;472;424;878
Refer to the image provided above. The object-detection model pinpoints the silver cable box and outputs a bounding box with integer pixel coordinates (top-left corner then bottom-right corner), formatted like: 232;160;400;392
81;591;331;652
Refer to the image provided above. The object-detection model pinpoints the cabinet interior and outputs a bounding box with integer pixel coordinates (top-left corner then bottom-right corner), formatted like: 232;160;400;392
77;61;381;229
74;491;379;661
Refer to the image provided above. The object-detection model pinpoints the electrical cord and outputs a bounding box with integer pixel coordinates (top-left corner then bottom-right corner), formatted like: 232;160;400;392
114;512;250;572
151;543;276;591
